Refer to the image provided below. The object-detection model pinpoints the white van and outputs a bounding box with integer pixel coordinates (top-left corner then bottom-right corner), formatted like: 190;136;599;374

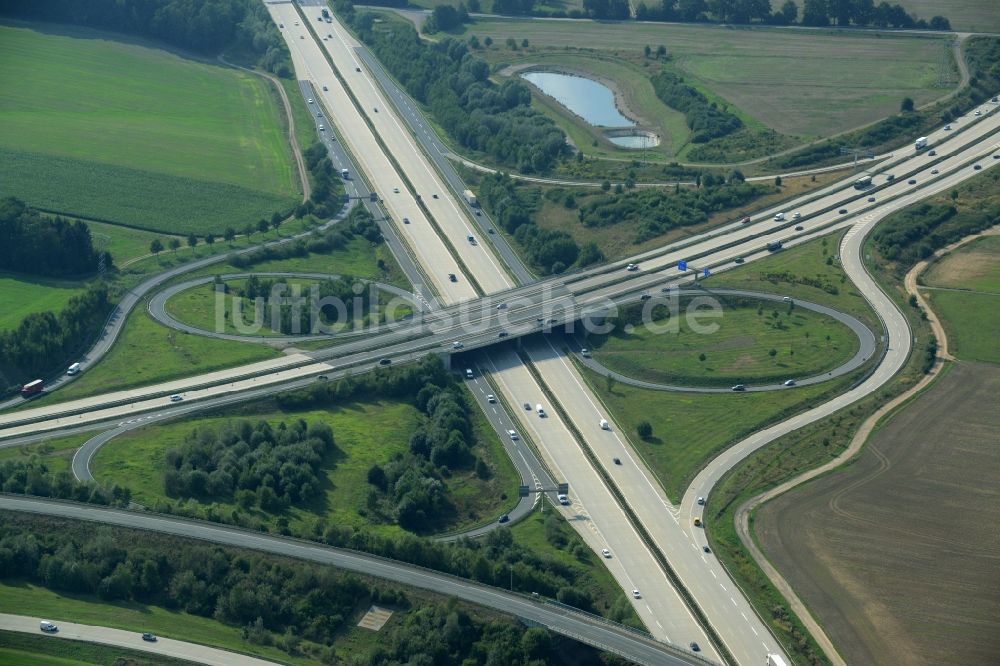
465;368;474;379
600;419;610;430
40;620;58;632
773;212;785;221
536;404;546;417
66;362;81;376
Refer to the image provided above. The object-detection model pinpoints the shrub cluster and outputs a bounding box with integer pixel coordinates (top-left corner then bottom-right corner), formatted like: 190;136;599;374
872;198;998;270
0;459;129;507
163;418;334;509
366;384;477;530
577;180;772;244
0;197;110;277
478;172;581;274
650;71;742;143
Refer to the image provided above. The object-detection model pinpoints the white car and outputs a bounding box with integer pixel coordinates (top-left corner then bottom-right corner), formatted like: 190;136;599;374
169;394;182;402
393;187;399;193
602;548;612;558
557;494;570;506
307;98;314;104
632;589;641;599
581;348;591;357
496;302;507;310
452;341;463;349
507;429;519;441
784;379;796;387
792;212;801;220
773;212;785;221
487;394;496;403
40;621;58;632
626;263;639;272
697;496;705;505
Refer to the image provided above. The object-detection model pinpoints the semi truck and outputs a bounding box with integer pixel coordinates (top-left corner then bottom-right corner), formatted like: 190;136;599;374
21;379;43;397
767;654;790;666
854;174;872;189
463;189;478;207
915;136;928;150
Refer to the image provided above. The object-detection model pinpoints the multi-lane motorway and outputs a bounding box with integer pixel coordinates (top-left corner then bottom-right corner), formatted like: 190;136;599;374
3;3;999;663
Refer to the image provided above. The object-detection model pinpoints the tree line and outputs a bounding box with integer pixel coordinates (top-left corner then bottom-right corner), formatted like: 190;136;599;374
0;515;583;665
0;0;292;76
495;0;952;29
163;418;334;510
341;7;570;173
0;197;110;278
650;71;743;144
0;283;113;387
577;177;773;243
873;197;999;270
0;458;130;507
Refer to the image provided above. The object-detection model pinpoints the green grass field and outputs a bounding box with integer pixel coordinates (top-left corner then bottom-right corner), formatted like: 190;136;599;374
0;275;86;332
0;582;315;666
0;630;195;666
165;277;412;338
0;22;299;233
50;311;279;403
921;290;1000;364
463;19;952;139
706;230;878;330
0;434;90;475
582;362;852;501
591;299;857;386
923;235;1000;293
92;394;519;536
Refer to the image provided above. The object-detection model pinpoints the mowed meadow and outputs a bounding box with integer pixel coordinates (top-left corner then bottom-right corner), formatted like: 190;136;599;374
0;22;300;234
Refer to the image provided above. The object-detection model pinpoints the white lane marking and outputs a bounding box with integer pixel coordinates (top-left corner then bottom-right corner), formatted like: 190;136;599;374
719;584;726;592
751;626;759;636
731;597;737;607
711;570;717;579
741;612;748;621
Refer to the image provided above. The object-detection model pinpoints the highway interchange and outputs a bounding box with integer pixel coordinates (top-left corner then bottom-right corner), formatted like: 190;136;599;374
2;2;999;663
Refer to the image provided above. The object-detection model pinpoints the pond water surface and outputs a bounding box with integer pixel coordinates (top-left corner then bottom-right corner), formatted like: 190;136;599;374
522;71;634;128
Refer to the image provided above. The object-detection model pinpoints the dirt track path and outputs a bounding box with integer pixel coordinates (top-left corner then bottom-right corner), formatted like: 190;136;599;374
732;224;998;666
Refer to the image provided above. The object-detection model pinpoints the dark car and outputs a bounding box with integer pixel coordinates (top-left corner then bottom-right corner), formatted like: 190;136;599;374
487;227;495;234
613;457;621;465
838;208;848;214
498;331;508;338
317;375;328;381
640;293;651;301
974;164;982;170
432;194;439;199
690;642;700;652
734;257;744;264
703;545;711;553
524;403;531;410
795;225;804;231
378;358;392;366
448;273;457;282
142;633;157;642
868;196;876;202
908;179;917;184
355;67;361;72
498;514;509;524
928;150;937;156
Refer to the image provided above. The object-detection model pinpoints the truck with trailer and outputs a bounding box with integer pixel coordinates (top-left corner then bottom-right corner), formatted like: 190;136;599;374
854;174;873;189
463;189;478;207
915;136;928;150
21;379;44;397
767;654;790;666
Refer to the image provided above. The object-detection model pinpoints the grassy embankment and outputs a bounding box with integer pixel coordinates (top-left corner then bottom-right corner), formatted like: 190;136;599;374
0;22;299;234
0;630;196;666
589;298;858;387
